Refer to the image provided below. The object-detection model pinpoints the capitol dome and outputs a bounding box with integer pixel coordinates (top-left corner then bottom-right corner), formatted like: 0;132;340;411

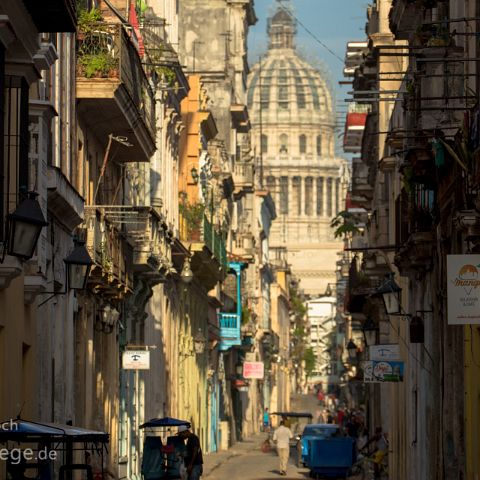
247;5;334;131
246;2;347;298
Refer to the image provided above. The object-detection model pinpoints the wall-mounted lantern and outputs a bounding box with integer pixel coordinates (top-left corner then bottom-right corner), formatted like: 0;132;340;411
4;191;48;261
347;339;358;360
362;318;378;347
180;256;194;284
64;239;93;290
377;273;402;315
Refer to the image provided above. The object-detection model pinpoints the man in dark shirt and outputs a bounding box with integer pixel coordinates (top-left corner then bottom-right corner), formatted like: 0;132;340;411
177;425;203;479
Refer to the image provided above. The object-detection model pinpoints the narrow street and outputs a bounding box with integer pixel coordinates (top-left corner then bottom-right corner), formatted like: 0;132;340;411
205;394;318;480
205;444;309;480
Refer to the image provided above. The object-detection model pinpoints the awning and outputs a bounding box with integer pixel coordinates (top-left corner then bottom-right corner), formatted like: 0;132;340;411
0;419;109;443
140;417;191;429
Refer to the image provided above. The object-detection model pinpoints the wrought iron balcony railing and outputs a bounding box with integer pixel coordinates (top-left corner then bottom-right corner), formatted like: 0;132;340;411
76;23;155;139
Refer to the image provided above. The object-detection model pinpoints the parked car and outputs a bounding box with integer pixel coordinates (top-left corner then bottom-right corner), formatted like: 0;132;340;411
297;423;342;467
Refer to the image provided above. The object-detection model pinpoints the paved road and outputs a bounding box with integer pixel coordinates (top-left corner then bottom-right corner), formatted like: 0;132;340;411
205;394;321;479
205;439;309;479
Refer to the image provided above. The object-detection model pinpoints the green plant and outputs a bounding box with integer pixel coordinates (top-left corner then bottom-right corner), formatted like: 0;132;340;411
179;199;205;238
77;7;103;33
79;52;117;78
330;210;361;239
241;306;251;325
155;66;176;86
303;348;316;378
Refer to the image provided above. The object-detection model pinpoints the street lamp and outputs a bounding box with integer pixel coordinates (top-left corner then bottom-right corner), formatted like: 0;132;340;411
347;339;358;360
180;256;194;283
193;328;207;354
377;273;402;315
4;191;48;260
64;239;93;290
362;318;378;347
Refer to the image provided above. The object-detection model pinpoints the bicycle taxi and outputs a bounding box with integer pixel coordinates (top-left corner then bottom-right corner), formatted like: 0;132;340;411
0;417;109;480
139;416;191;480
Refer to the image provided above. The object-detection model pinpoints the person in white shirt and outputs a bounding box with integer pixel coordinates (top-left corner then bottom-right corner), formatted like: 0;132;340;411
273;420;293;475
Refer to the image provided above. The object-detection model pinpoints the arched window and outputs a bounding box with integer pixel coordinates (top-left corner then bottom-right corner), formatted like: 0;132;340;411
261;134;268;154
280;134;288;153
299;134;307;154
316;135;322;156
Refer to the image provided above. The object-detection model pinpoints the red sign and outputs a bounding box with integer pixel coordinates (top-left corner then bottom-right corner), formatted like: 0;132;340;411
243;361;264;379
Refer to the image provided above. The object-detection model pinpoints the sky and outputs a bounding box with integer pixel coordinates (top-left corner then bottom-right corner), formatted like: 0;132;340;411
247;0;368;155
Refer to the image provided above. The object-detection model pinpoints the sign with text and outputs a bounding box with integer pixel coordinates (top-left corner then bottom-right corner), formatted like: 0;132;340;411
363;361;404;383
447;255;480;324
122;350;150;369
369;344;400;361
243;361;264;379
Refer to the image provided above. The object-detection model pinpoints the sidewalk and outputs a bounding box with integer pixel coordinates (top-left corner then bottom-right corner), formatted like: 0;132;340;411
203;432;267;477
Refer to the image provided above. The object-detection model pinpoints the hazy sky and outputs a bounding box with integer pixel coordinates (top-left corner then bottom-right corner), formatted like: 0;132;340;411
247;0;368;153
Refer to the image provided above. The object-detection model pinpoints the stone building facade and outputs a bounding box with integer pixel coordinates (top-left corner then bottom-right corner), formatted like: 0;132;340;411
247;5;348;297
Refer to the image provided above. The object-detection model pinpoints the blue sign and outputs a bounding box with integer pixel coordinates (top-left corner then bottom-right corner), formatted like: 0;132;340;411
363;360;404;382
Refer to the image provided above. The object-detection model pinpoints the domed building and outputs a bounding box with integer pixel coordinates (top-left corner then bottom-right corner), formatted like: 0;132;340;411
247;3;348;297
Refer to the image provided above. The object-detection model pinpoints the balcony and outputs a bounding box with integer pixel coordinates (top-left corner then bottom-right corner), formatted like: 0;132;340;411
85;209;134;297
233;162;254;193
179;212;227;289
394;188;435;275
351;158;373;207
76;24;155;162
218;313;242;350
218;262;245;351
232;232;255;261
24;0;76;32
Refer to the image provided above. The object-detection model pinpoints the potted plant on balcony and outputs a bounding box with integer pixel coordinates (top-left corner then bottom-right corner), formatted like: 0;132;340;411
179;200;205;241
77;8;118;78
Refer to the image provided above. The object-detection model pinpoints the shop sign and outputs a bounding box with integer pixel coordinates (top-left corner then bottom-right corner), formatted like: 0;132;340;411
447;255;480;324
369;344;400;361
122;350;150;369
363;360;404;383
243;361;264;379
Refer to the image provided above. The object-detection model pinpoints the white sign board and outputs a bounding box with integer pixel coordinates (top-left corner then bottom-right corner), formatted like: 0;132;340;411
243;361;264;379
369;344;401;361
447;255;480;324
122;350;150;370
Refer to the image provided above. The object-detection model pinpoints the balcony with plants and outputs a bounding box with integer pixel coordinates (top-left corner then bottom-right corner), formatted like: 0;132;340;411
84;208;134;298
76;8;155;162
179;196;228;289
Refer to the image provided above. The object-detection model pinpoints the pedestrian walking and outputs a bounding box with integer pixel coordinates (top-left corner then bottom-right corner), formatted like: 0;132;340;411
272;420;293;476
263;407;270;432
177;425;203;480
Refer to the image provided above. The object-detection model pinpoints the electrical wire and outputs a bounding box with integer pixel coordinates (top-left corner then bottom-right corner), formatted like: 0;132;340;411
278;6;345;64
386;316;436;377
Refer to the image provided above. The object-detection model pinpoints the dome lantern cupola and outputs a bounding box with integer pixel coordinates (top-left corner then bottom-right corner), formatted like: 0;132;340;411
267;2;296;50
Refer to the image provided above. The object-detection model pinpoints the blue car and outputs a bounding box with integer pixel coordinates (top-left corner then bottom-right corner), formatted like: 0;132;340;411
297;423;341;467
